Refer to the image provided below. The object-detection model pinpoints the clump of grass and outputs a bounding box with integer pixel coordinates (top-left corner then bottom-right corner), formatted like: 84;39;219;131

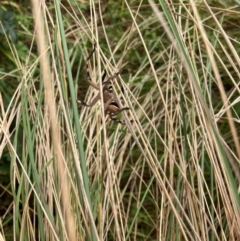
0;0;240;240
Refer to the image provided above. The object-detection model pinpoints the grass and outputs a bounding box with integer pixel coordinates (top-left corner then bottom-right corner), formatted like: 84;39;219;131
0;0;240;240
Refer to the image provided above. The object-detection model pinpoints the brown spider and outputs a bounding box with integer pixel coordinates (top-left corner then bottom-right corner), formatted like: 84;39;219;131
81;44;130;124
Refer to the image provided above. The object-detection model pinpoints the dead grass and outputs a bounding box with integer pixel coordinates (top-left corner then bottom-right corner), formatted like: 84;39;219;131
0;0;240;240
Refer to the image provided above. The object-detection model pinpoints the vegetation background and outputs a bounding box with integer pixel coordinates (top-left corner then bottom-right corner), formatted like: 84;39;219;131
0;0;240;240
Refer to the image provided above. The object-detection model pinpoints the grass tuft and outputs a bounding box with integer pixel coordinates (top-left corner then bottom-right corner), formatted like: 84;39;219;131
0;0;240;240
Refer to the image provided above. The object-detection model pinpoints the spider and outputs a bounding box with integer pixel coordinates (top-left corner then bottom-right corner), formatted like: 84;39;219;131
81;44;130;125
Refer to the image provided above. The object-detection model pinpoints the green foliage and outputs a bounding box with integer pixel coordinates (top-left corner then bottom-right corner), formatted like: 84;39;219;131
0;150;10;183
0;9;17;43
1;0;240;240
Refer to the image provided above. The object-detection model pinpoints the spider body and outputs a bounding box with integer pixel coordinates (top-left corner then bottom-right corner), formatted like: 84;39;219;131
81;44;130;124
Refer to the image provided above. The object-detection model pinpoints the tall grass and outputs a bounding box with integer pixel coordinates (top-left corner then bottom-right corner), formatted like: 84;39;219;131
0;0;240;240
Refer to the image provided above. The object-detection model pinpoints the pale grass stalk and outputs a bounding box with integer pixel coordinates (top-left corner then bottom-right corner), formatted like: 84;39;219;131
1;0;238;240
31;0;76;240
190;0;240;236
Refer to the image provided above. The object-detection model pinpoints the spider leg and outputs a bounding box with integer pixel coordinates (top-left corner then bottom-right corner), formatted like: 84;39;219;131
108;109;133;125
108;105;132;125
111;107;130;116
105;103;129;116
86;44;100;90
86;43;96;61
110;115;134;125
82;93;100;107
86;79;100;90
86;45;111;90
105;103;130;121
109;115;126;125
87;70;108;90
103;72;119;84
102;70;107;83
